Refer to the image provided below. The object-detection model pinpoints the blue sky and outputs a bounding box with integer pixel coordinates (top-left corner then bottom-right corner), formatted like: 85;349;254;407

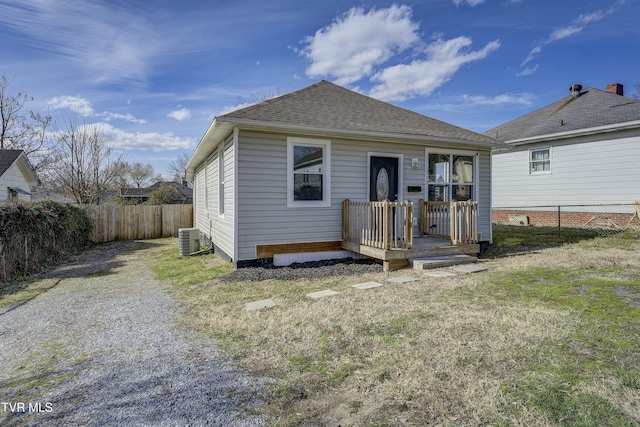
0;0;638;178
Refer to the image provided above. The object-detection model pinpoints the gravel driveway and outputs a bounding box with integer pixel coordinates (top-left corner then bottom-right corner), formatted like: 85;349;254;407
0;241;266;426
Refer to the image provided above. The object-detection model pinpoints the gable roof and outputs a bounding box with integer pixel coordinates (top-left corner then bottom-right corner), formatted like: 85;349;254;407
485;87;640;143
188;81;500;179
0;150;23;177
0;149;39;184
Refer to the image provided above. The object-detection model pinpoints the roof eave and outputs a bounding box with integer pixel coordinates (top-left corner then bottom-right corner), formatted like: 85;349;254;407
505;119;640;146
14;152;39;186
185;118;235;180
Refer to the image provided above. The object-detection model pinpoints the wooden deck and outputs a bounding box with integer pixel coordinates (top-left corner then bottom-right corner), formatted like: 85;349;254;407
342;236;479;271
342;199;480;271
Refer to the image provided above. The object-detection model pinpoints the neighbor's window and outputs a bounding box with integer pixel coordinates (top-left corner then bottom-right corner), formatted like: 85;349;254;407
287;137;331;207
530;148;551;174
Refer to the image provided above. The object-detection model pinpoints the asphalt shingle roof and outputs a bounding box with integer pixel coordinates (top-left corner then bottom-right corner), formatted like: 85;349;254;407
0;149;24;177
221;80;498;147
484;87;640;142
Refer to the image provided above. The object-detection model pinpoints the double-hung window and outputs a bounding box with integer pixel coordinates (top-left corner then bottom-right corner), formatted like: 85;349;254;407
427;151;477;202
530;148;551;174
287;137;331;207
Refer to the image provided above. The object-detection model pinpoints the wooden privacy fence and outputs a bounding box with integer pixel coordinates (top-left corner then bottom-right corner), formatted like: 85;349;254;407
419;200;478;245
84;204;193;242
342;199;413;250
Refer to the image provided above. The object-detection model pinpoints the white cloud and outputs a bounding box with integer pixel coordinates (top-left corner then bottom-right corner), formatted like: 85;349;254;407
452;0;487;6
48;96;94;115
521;45;542;66
521;9;609;68
167;108;192;121
99;111;146;124
300;5;420;85
369;37;501;102
98;123;194;151
300;5;500;102
422;92;536;113
0;2;160;85
517;64;539;76
460;93;535;106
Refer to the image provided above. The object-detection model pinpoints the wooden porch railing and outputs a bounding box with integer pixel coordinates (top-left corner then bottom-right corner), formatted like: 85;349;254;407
419;200;478;245
342;200;413;250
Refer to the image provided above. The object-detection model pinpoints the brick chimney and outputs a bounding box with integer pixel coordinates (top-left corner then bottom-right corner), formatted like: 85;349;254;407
606;83;624;96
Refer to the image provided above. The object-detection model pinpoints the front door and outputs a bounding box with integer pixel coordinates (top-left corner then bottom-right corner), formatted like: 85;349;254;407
370;156;399;202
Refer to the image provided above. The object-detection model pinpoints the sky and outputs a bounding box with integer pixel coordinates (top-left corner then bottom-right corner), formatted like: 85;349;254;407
0;0;638;178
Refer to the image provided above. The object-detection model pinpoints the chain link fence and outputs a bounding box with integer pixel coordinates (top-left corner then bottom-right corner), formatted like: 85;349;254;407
492;202;640;237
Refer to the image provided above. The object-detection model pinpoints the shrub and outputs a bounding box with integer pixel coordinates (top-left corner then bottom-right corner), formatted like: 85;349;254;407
0;200;91;281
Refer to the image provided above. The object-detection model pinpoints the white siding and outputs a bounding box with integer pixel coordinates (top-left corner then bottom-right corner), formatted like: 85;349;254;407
192;137;235;259
0;163;33;201
492;129;640;207
236;131;493;261
193;163;207;232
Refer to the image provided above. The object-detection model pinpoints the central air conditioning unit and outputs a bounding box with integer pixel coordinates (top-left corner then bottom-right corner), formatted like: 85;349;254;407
178;228;200;256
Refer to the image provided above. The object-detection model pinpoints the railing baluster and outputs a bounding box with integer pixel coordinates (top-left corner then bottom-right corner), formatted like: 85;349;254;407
342;200;414;250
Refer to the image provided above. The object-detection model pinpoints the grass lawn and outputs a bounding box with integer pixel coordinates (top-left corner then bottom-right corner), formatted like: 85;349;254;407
148;226;640;426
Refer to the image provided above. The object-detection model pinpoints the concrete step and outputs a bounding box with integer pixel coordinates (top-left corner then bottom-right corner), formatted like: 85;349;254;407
410;254;478;270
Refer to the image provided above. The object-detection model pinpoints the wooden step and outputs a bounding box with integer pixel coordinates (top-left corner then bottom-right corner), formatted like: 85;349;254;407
410;254;477;270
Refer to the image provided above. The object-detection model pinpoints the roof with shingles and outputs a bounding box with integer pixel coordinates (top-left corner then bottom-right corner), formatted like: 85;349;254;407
0;149;24;177
221;80;499;147
484;87;640;142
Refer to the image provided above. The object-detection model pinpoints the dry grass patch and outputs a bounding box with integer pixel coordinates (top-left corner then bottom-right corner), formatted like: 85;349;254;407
149;233;640;426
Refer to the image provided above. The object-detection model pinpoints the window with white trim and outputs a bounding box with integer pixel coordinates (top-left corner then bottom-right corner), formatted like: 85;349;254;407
427;151;477;202
530;148;551;174
287;137;331;207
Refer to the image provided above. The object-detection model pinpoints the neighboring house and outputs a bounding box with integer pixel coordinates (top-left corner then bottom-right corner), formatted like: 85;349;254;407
120;181;193;204
0;149;39;202
186;80;502;269
487;83;640;226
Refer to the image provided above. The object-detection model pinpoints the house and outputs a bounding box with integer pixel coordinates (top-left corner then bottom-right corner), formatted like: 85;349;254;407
487;83;640;227
119;181;193;204
186;80;502;270
0;149;39;202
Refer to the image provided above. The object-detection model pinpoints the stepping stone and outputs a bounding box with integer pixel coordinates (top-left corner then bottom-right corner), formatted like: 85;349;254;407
245;298;277;310
387;276;419;284
307;289;339;299
425;271;457;278
351;282;384;290
411;255;477;270
453;264;488;274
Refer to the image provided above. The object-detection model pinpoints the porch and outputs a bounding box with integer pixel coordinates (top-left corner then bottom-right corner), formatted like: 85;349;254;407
341;199;480;271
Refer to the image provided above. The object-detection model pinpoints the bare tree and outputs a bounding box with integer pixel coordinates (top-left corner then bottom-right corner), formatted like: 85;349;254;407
50;112;126;204
146;185;179;205
248;84;288;103
167;152;189;183
0;73;53;172
127;162;156;188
